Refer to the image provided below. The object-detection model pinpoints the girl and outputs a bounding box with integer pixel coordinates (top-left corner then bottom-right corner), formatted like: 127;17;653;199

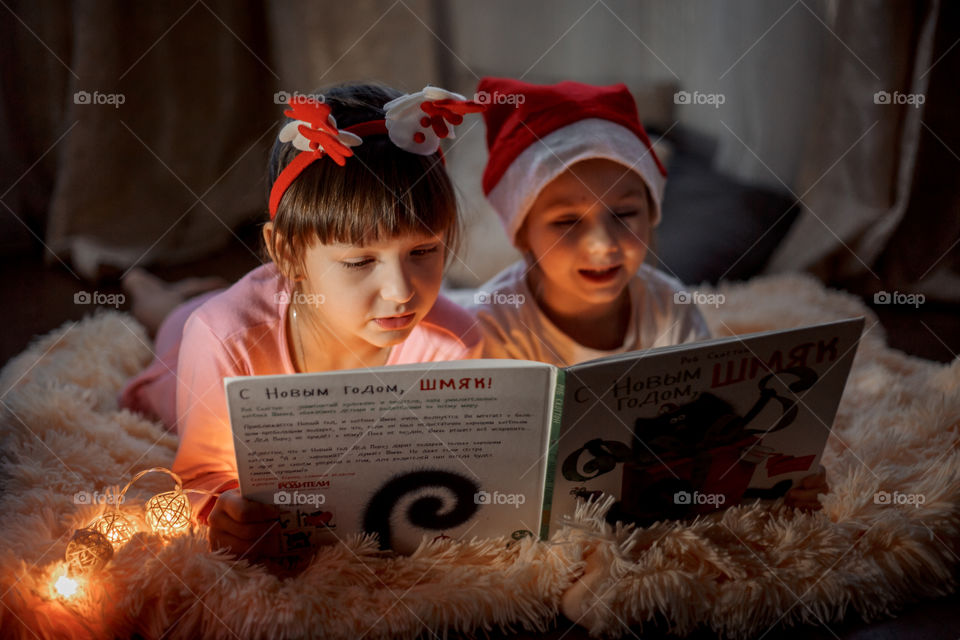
469;77;826;511
470;78;710;367
470;76;829;627
119;83;484;560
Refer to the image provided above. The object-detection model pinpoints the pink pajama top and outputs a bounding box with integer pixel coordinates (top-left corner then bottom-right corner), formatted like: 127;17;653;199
119;264;482;522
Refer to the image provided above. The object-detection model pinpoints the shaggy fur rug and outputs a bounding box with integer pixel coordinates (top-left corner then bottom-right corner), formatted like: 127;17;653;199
1;274;958;639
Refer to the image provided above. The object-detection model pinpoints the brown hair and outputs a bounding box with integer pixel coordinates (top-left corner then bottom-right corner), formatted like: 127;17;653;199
265;83;459;278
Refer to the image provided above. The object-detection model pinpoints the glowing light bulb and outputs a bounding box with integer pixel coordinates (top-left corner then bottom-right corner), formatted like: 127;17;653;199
88;512;137;548
50;560;87;600
54;575;79;598
65;528;114;574
145;490;190;534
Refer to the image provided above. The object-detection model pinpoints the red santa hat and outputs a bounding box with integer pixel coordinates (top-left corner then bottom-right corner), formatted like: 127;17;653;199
479;78;667;243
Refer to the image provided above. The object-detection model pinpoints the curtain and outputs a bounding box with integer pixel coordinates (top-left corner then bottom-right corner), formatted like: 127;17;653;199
766;0;960;302
1;0;439;279
5;0;956;297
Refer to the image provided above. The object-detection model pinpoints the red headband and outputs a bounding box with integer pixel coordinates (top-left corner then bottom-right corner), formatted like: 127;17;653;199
268;88;484;219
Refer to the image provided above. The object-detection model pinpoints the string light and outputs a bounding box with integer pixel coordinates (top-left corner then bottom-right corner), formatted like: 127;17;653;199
88;511;137;548
145;490;191;533
53;574;80;598
65;528;113;574
52;466;217;599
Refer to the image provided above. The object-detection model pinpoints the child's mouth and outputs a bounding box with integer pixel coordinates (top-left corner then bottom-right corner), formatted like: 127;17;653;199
374;313;416;330
578;265;622;284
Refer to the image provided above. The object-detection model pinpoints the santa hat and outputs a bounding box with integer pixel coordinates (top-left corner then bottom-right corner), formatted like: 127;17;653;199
479;78;667;243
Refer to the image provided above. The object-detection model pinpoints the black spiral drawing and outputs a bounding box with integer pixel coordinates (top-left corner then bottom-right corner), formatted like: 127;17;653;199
362;470;480;550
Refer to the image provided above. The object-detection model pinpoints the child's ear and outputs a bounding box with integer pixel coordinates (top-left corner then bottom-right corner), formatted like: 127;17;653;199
513;225;540;268
262;222;302;281
513;221;530;253
262;222;280;266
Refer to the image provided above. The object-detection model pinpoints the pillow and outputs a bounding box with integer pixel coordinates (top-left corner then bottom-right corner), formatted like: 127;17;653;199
654;127;800;285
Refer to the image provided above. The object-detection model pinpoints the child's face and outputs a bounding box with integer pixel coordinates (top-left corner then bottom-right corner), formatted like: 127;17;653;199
518;158;652;316
297;231;446;353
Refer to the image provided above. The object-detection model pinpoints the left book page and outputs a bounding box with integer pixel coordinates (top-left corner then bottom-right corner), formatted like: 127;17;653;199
225;360;559;555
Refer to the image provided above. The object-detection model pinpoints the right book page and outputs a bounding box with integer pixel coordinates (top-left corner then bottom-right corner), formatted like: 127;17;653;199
546;317;865;534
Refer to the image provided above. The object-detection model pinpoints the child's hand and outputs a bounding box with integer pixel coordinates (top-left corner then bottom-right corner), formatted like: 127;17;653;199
784;465;828;511
561;545;611;627
207;488;281;559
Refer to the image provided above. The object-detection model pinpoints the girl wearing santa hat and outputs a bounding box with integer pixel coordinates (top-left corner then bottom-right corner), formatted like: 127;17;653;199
469;78;828;626
471;77;709;367
469;78;826;510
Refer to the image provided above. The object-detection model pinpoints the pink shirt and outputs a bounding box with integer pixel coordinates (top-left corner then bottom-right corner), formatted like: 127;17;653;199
119;264;482;521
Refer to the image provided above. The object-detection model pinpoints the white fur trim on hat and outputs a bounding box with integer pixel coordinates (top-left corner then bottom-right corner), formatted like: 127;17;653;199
486;118;665;243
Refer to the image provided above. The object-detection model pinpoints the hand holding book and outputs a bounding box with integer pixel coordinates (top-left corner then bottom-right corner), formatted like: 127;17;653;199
784;465;829;511
207;488;282;560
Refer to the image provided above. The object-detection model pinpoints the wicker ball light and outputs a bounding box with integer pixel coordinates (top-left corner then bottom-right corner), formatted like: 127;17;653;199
145;490;191;534
65;528;113;574
88;511;137;548
56;467;215;598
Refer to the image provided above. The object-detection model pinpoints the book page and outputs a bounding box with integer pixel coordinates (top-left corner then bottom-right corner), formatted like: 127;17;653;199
226;360;557;556
548;318;864;533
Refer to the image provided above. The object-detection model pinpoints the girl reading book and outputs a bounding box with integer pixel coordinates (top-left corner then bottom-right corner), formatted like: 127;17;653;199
468;76;829;628
119;83;484;560
468;78;826;511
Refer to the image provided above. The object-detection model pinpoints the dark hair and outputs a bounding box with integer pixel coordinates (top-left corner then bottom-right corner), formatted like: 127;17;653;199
265;83;459;278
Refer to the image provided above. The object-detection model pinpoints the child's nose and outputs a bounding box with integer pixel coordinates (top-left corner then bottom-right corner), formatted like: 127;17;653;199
582;218;619;255
380;265;415;303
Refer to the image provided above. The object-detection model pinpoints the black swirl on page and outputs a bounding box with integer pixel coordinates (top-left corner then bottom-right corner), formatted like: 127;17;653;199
362;470;480;550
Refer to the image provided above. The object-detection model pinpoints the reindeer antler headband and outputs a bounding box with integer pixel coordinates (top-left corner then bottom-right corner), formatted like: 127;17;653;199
268;86;484;219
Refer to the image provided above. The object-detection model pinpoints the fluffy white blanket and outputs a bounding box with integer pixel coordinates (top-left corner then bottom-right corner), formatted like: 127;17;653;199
1;274;957;639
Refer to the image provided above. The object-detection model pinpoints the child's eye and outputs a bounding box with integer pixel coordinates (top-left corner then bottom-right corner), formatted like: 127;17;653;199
613;209;640;219
411;244;440;258
342;258;374;270
551;216;579;227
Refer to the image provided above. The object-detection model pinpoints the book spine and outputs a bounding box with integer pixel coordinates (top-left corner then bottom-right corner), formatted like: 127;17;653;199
539;368;566;540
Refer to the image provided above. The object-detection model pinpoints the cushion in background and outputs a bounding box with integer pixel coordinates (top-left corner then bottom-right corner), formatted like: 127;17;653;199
654;126;801;285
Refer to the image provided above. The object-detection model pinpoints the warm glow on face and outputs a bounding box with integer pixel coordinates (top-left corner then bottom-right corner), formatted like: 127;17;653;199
518;159;652;318
294;232;446;360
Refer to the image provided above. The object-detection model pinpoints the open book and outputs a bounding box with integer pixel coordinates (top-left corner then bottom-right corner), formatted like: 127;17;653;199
226;318;863;559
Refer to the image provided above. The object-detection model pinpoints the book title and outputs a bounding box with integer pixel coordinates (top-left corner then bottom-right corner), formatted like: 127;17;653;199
708;337;838;388
574;336;841;411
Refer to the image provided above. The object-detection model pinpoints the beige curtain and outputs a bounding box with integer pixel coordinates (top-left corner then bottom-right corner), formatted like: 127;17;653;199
3;0;439;279
766;0;960;302
7;0;956;295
